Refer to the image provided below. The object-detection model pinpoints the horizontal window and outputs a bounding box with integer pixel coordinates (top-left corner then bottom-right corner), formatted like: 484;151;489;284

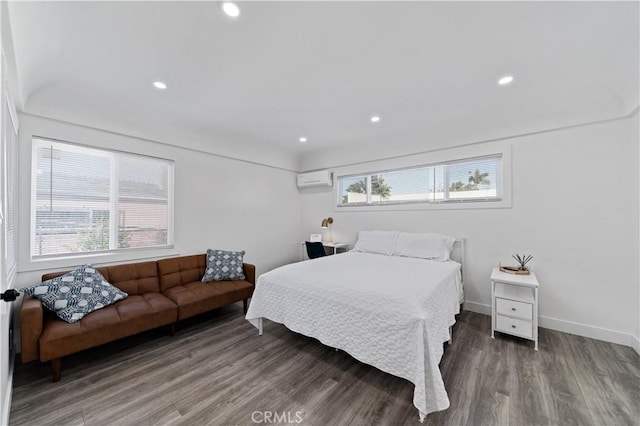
338;154;502;207
31;138;174;258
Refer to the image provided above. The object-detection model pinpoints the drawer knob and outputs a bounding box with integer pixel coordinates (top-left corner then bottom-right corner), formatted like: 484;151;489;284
511;307;516;311
511;325;516;328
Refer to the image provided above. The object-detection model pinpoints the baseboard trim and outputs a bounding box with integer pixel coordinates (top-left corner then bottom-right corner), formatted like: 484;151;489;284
463;300;640;354
539;315;639;351
463;301;491;316
631;334;640;355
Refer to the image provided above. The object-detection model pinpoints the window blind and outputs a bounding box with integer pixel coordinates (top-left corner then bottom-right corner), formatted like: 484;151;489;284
337;154;502;207
2;94;18;280
32;138;173;257
447;157;499;200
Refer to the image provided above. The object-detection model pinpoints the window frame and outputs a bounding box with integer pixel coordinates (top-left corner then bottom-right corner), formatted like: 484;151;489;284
2;76;19;285
30;136;175;261
335;149;511;211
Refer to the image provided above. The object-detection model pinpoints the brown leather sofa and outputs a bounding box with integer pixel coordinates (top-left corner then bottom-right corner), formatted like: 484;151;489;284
21;254;255;381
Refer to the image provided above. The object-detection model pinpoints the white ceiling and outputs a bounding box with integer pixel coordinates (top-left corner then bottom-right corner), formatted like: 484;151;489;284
7;1;639;158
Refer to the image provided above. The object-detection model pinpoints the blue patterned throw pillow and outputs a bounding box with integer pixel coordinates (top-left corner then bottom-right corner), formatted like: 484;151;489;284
21;264;128;324
202;249;246;282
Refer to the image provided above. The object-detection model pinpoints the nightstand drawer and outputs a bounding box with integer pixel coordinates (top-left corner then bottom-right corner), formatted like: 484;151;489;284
496;315;533;339
496;298;532;320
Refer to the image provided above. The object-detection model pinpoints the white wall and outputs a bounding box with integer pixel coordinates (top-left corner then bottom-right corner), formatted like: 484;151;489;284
16;114;302;287
11;110;640;354
300;113;639;350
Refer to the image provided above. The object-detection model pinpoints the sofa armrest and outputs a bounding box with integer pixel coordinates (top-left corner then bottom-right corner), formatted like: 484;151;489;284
21;296;44;363
243;263;256;285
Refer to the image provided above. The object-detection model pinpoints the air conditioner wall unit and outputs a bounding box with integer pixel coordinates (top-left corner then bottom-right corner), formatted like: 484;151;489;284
297;170;333;188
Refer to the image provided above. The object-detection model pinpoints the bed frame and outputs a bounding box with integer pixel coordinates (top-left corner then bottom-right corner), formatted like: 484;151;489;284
448;238;465;344
452;238;466;289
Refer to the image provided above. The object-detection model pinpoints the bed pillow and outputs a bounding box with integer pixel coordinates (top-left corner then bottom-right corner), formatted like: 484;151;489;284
202;249;246;282
21;264;128;324
393;232;455;261
351;230;399;256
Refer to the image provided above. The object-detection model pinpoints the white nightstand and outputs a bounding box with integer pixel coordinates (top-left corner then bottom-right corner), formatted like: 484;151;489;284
491;267;539;350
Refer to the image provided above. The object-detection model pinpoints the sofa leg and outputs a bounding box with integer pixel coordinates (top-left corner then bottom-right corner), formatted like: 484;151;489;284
51;358;62;382
243;298;248;314
169;323;176;337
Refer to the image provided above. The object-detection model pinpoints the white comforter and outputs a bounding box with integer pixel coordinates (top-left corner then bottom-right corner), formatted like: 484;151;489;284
245;252;462;421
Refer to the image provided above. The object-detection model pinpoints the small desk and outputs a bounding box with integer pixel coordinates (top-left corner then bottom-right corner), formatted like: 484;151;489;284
321;242;348;255
301;242;348;260
491;267;539;350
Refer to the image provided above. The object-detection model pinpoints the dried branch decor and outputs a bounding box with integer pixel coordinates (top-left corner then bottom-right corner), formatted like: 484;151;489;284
512;254;533;271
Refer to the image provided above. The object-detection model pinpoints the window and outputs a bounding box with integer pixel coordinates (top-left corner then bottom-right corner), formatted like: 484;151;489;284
32;138;174;258
2;88;18;280
338;154;501;207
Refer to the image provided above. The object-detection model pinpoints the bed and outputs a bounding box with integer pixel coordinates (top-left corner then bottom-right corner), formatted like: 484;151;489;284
245;231;464;421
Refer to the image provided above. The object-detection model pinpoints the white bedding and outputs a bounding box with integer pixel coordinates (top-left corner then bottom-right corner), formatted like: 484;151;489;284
245;252;462;420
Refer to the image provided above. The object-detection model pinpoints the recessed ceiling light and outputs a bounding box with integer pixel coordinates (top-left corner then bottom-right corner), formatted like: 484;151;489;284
299;137;308;143
498;75;514;86
153;81;167;90
370;116;381;123
222;2;240;18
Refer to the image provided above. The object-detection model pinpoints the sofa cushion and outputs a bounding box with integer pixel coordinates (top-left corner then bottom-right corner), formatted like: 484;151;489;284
98;261;160;294
41;261;160;296
23;265;128;323
163;280;253;320
157;254;206;292
38;293;177;361
202;249;246;282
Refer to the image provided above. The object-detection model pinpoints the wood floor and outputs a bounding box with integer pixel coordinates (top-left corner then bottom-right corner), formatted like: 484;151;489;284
9;304;640;426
